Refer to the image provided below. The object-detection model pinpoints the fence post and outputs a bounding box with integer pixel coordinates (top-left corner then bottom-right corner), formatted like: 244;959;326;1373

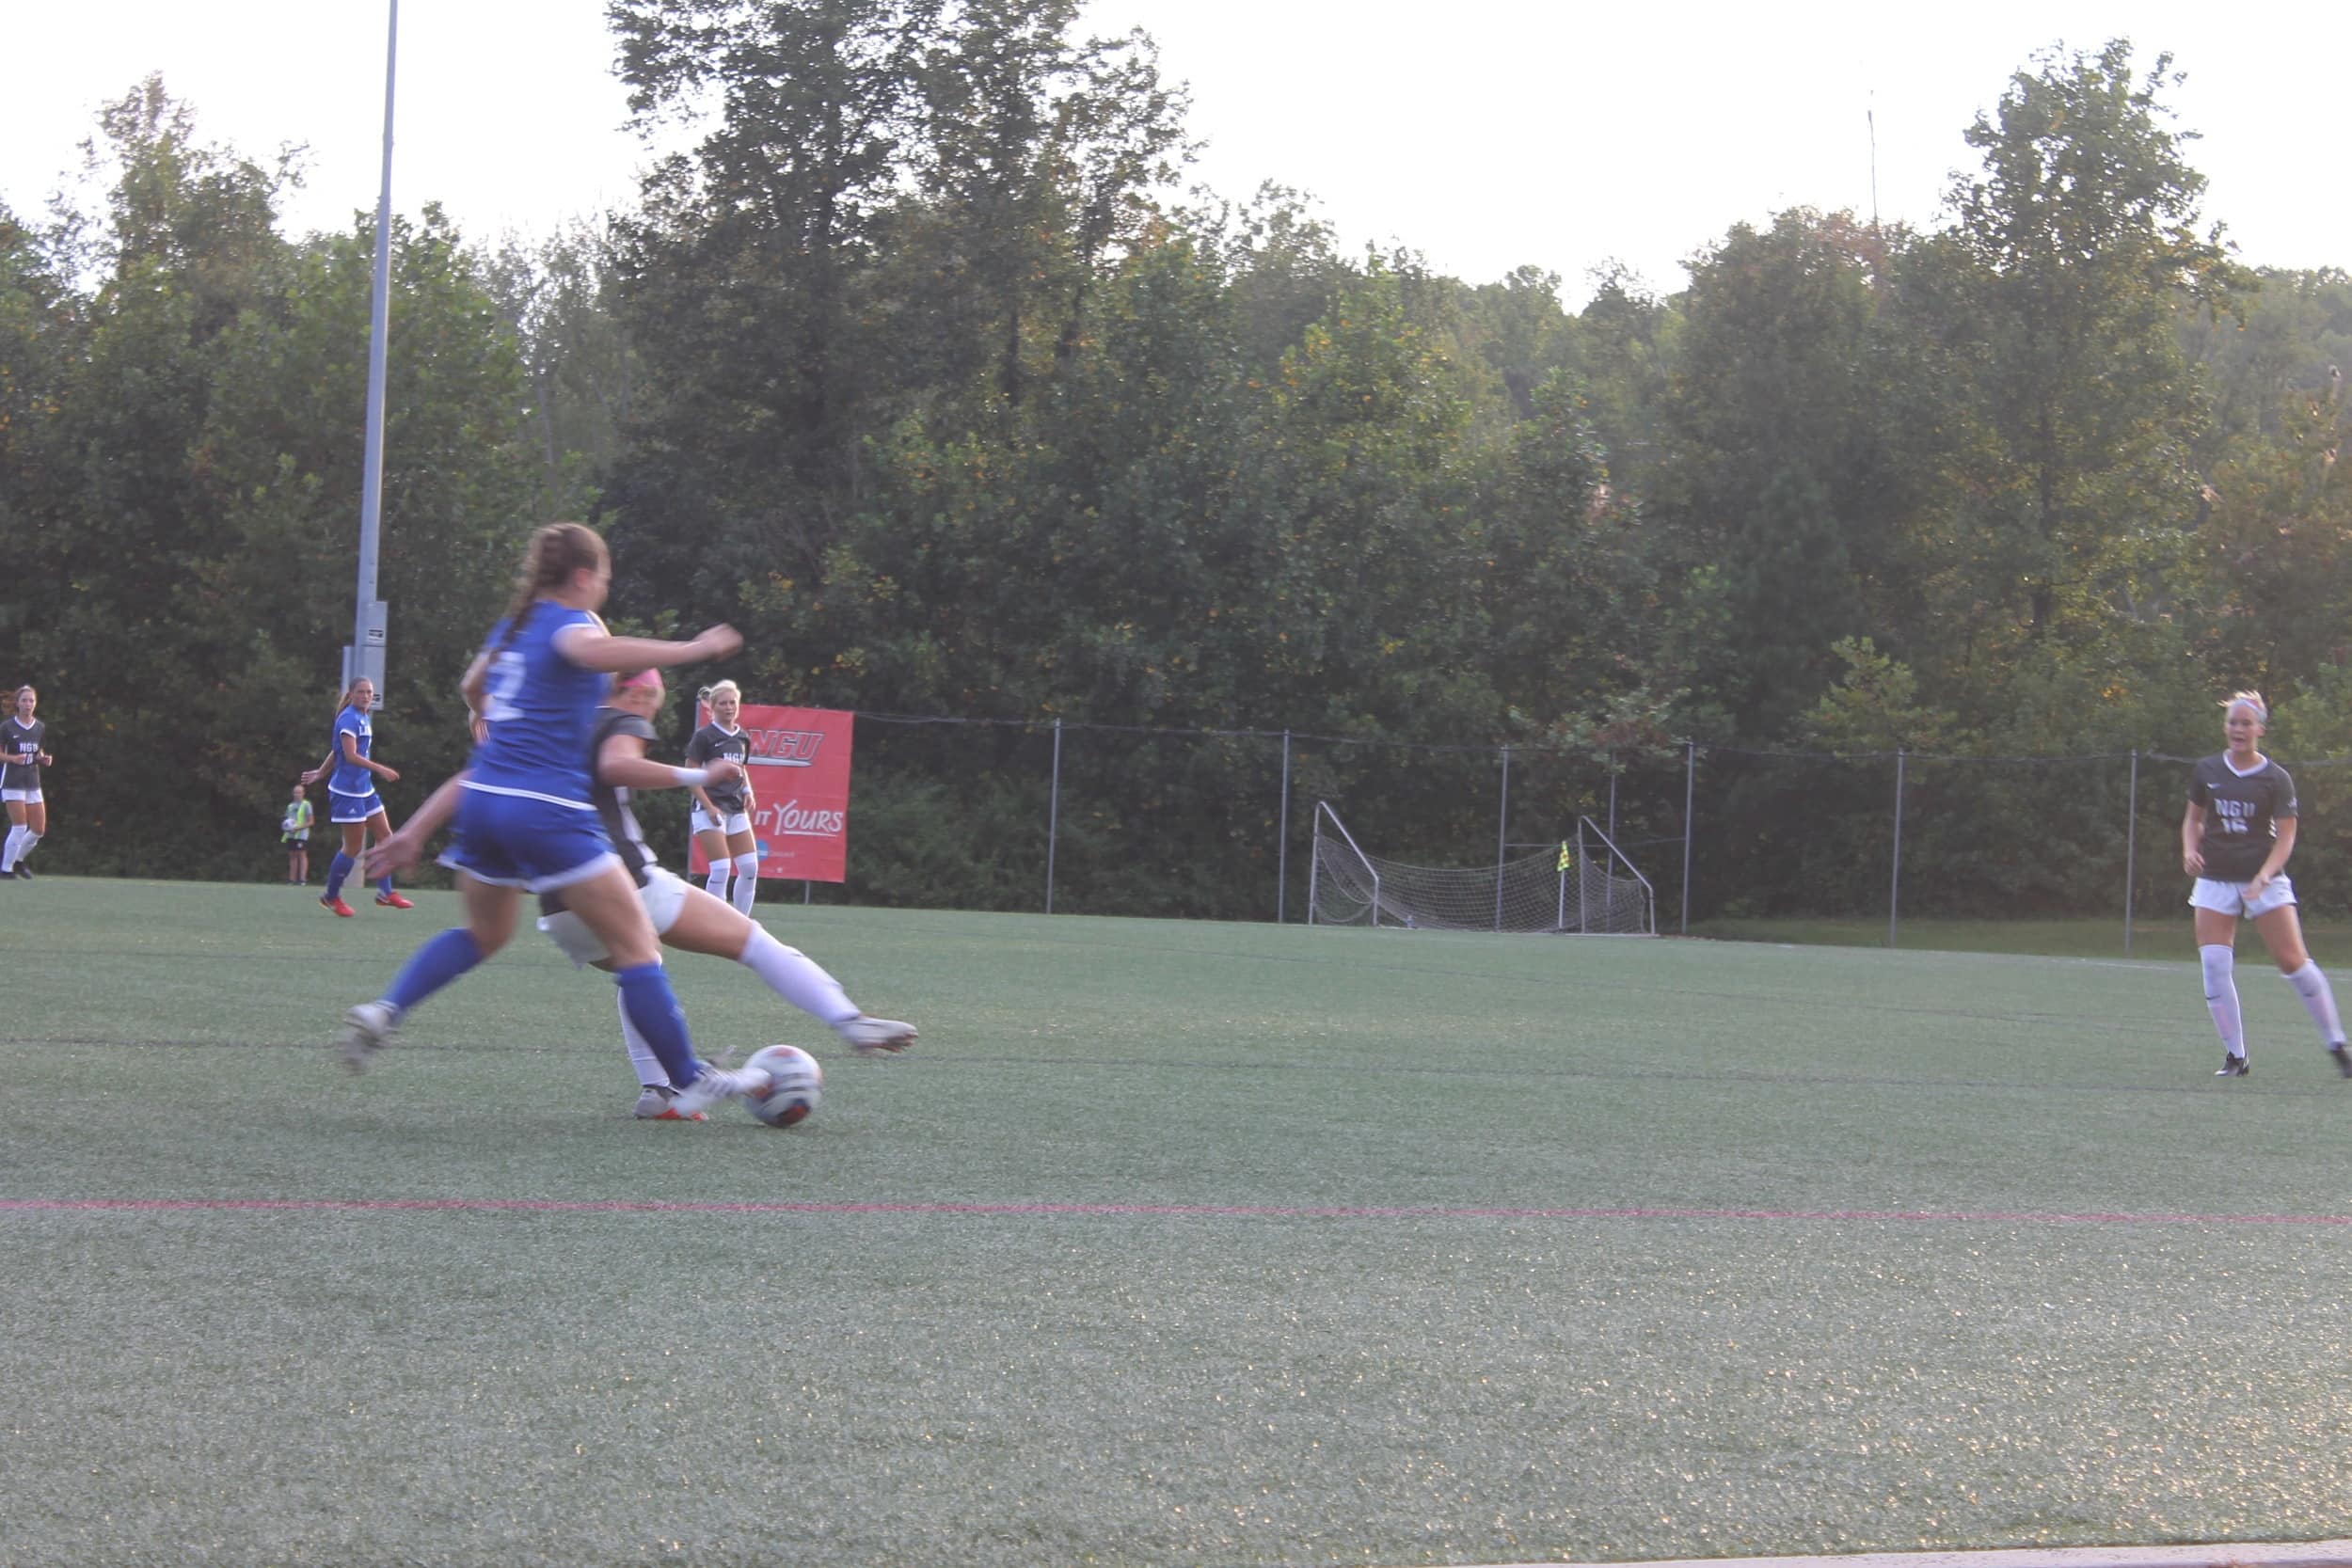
1276;729;1293;925
1680;740;1695;936
1495;743;1512;932
1888;748;1906;949
2123;748;2138;958
1044;717;1062;915
1605;751;1619;916
1577;817;1589;933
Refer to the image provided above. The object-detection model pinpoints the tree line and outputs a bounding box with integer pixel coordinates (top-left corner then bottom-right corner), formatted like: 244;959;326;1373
2;10;2347;922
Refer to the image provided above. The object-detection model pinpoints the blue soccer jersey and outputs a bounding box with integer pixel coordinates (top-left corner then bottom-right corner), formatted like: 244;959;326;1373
328;705;373;794
465;604;607;808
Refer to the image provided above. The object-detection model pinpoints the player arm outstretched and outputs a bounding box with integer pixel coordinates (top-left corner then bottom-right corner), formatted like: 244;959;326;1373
366;771;468;880
596;729;743;795
339;729;399;784
555;622;742;674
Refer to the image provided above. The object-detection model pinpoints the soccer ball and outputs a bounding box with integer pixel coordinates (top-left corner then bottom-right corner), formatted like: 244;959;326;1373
742;1043;823;1128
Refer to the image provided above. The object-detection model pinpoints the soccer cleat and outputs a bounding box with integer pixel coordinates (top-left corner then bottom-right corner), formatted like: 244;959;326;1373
336;1001;398;1074
632;1085;706;1121
11;863;29;880
834;1014;918;1055
2216;1053;2250;1078
2331;1043;2352;1079
321;894;355;918
374;891;414;910
670;1061;772;1119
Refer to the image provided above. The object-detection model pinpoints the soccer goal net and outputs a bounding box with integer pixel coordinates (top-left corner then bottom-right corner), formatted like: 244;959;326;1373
1308;800;1656;935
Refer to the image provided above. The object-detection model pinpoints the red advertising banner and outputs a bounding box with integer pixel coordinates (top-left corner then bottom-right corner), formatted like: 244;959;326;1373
685;703;855;883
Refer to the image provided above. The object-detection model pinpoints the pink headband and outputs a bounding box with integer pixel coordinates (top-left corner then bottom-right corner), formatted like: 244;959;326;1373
615;670;662;691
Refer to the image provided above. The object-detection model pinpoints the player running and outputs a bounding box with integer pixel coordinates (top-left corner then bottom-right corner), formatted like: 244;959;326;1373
2182;689;2352;1080
333;521;771;1119
370;666;915;1119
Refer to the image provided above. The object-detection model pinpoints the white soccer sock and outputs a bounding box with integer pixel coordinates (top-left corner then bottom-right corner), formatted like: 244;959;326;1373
2283;961;2344;1046
2201;944;2246;1057
17;830;39;861
705;863;731;901
736;923;858;1025
0;825;20;872
729;853;760;915
617;990;670;1088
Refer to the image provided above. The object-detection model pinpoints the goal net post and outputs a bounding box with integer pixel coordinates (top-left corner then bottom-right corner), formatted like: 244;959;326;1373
1308;801;1655;935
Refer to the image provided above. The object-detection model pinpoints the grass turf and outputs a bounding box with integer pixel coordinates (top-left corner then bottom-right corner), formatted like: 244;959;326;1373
3;879;2349;1566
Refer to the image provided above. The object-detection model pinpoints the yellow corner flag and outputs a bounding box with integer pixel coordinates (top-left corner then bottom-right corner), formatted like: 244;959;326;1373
1557;841;1572;872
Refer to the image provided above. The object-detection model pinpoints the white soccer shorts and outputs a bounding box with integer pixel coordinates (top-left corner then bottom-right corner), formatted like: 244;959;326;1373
2188;874;2296;919
537;864;694;966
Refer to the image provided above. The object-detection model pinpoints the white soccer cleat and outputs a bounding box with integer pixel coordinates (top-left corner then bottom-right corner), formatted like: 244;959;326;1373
336;1001;398;1074
834;1014;917;1055
632;1085;706;1121
669;1061;772;1119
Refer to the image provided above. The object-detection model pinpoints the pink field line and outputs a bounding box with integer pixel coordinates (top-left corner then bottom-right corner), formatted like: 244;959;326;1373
5;1197;2351;1226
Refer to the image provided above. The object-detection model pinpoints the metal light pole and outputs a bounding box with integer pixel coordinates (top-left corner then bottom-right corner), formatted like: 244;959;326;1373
346;0;397;697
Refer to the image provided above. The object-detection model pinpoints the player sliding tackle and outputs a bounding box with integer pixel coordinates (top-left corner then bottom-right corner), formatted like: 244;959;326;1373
369;664;915;1120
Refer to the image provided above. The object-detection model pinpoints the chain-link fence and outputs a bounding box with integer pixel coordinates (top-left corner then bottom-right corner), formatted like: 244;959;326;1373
807;719;2352;939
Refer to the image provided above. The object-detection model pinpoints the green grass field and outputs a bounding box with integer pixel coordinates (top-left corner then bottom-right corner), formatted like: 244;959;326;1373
5;879;2350;1567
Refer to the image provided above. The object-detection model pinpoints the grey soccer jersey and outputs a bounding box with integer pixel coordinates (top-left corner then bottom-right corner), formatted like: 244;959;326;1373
684;722;751;813
2187;752;2297;883
1;717;43;790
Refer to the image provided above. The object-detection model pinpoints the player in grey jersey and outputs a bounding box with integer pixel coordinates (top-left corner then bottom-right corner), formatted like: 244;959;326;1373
2181;690;2352;1079
2;684;54;879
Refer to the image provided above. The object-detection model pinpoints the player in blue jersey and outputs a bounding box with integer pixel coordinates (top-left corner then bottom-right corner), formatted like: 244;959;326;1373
2183;690;2352;1080
333;522;772;1117
302;678;409;916
369;665;916;1118
1;684;54;880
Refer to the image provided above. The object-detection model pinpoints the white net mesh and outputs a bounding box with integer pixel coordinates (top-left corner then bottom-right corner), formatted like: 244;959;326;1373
1310;806;1655;935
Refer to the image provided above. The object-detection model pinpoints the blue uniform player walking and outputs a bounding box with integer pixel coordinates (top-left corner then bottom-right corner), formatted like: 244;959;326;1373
335;522;772;1117
304;678;408;915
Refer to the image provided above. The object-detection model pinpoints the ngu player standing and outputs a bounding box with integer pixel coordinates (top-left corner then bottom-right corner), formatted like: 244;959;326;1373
2182;689;2352;1079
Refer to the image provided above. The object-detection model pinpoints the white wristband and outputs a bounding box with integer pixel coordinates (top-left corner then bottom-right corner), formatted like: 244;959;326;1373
671;767;711;788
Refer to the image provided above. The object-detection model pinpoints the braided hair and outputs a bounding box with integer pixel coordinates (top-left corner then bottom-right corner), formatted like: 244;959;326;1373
492;522;609;657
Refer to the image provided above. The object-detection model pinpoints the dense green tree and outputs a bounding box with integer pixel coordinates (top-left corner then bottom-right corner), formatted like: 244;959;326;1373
605;0;1187;640
0;204;82;654
1658;210;1902;736
1920;40;2247;673
482;219;640;518
3;83;538;875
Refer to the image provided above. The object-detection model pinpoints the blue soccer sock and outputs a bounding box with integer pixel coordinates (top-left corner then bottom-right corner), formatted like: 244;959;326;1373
382;927;485;1017
613;962;701;1087
376;871;396;897
325;851;354;901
